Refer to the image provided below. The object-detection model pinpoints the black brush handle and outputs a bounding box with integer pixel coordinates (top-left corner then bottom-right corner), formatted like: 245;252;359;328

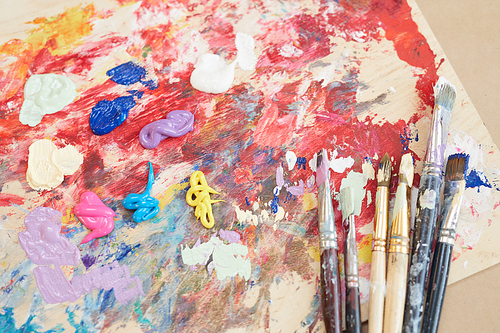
320;248;342;333
346;283;361;333
403;174;442;333
422;241;453;333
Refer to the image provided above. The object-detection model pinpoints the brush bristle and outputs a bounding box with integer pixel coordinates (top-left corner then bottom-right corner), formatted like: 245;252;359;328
434;77;457;111
399;153;414;186
445;153;469;181
340;186;355;221
377;153;392;187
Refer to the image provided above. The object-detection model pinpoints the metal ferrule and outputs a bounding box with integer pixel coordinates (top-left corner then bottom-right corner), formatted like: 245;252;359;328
373;186;389;252
318;179;338;250
388;182;410;254
423;104;452;172
438;180;466;245
345;216;359;287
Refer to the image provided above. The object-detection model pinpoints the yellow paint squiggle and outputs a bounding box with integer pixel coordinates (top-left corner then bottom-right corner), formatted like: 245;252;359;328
186;171;223;229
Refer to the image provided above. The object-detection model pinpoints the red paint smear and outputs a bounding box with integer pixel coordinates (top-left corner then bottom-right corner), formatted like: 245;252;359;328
0;193;25;206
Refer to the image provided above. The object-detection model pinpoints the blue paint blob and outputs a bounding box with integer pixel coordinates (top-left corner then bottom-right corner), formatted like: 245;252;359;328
89;95;136;135
107;61;146;85
141;79;158;90
245;197;250;206
466;169;492;192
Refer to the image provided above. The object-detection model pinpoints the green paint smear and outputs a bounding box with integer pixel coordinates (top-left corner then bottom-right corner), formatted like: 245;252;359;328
340;171;367;216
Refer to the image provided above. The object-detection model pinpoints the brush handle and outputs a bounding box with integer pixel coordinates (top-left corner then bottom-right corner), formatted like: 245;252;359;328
384;252;409;333
344;221;361;333
346;281;361;333
320;248;342;333
368;250;386;333
403;174;442;333
421;241;452;333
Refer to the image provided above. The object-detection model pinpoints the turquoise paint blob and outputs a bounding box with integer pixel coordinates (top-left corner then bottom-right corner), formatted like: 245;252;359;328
123;162;160;222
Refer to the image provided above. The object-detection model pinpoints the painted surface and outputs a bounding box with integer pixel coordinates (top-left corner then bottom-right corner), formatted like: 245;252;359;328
0;0;499;331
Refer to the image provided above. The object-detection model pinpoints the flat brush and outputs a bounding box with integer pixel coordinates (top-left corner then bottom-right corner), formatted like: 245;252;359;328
421;154;468;333
384;153;413;333
340;186;361;333
317;149;342;333
368;153;392;333
403;77;456;333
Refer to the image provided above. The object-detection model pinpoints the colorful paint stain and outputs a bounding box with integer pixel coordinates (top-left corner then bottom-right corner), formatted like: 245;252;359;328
0;0;496;332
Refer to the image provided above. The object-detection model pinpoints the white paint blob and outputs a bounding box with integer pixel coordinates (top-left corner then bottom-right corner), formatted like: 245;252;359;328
20;74;77;127
190;32;256;94
285;151;297;171
362;160;375;180
329;149;355;173
26;139;83;191
339;171;367;216
181;234;251;281
308;152;317;172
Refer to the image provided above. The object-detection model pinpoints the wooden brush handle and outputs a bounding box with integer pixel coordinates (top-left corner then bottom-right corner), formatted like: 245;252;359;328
403;174;442;333
320;247;342;333
368;250;386;333
384;252;409;333
422;241;453;333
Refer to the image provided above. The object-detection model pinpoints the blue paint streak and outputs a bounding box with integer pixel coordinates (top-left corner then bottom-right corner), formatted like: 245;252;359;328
466;169;492;192
66;308;90;333
107;61;146;86
99;289;115;313
245;197;250;206
0;308;63;333
89;96;136;135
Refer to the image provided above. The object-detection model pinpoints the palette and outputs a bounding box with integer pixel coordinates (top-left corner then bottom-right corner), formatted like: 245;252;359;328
1;0;500;331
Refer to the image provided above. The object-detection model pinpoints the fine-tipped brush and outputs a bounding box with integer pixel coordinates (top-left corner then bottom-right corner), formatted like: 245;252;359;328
403;77;456;333
384;153;414;333
340;186;361;333
368;153;392;333
317;149;342;333
421;154;468;333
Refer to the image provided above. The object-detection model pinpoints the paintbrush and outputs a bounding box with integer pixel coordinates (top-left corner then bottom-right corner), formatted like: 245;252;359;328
403;77;456;333
384;153;414;333
317;149;342;333
421;154;468;333
340;186;361;333
368;153;392;333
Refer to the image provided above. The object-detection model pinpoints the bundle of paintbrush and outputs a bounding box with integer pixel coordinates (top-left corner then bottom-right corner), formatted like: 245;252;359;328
403;77;457;333
421;153;469;333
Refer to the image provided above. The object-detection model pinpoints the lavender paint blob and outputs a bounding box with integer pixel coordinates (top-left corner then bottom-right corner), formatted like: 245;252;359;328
219;229;241;243
139;110;195;149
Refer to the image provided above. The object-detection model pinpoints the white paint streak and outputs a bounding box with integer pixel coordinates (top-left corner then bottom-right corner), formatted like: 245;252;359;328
329;149;355;173
339;171;367;216
419;189;437;210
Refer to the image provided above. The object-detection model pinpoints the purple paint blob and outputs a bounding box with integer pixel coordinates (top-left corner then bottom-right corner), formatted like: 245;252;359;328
139;110;195;149
18;207;81;303
219;229;241;243
287;179;305;196
81;254;97;270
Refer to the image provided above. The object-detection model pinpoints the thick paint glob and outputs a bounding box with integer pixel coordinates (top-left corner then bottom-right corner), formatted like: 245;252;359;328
18;207;81;303
26;139;83;191
186;171;223;229
139;110;195;149
107;61;157;89
89;95;137;135
75;191;116;244
190;33;256;94
19;74;77;127
123;162;160;222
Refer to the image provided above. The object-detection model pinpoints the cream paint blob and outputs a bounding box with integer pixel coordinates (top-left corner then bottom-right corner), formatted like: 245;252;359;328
362;160;375;180
190;32;256;94
339;171;367;216
19;74;77;127
181;234;251;281
419;189;437;210
26;139;83;191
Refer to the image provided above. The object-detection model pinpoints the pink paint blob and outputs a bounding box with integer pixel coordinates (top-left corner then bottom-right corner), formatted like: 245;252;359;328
287;179;305;196
219;229;241;243
139;110;195;149
74;191;116;244
316;151;329;187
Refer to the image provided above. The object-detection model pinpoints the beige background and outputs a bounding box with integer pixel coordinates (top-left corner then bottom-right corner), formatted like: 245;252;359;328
365;1;500;332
